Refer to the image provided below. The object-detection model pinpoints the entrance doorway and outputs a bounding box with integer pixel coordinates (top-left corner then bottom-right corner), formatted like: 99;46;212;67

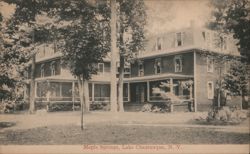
130;82;147;103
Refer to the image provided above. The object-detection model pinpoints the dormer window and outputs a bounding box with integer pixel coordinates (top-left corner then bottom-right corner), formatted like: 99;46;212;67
176;32;183;47
40;64;45;77
50;61;56;76
138;61;144;76
156;37;162;50
174;55;182;72
154;58;161;74
98;63;104;74
220;36;227;50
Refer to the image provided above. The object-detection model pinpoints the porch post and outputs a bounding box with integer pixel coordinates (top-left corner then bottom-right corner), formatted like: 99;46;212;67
128;83;130;102
147;81;150;102
194;51;197;112
47;81;50;102
72;81;75;111
34;82;37;99
170;78;173;94
92;83;95;102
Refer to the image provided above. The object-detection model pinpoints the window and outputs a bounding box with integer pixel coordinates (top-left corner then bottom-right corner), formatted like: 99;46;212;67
53;40;58;53
40;64;44;77
94;84;110;101
138;61;144;76
124;63;131;75
176;32;183;47
202;31;206;40
154;58;161;74
61;82;72;97
149;80;170;101
207;57;214;73
207;81;214;99
98;63;104;74
220;36;227;50
50;61;56;76
174;55;182;72
156;37;162;50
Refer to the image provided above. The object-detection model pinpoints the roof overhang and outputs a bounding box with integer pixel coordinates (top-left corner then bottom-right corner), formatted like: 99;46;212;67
125;73;193;83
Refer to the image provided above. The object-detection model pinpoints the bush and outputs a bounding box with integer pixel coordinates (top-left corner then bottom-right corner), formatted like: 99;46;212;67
90;102;110;111
141;101;171;113
206;106;247;125
47;102;80;112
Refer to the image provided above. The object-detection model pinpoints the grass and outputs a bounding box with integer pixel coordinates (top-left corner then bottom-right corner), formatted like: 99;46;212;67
0;123;249;145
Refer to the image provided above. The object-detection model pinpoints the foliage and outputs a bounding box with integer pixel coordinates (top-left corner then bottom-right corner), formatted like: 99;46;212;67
208;0;250;62
116;0;147;111
222;60;248;96
117;0;147;58
47;101;81;112
206;106;247;125
53;1;110;80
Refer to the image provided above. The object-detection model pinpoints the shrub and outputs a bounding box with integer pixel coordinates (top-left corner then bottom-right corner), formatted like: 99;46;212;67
47;102;80;112
206;106;247;125
141;101;171;113
90;102;110;111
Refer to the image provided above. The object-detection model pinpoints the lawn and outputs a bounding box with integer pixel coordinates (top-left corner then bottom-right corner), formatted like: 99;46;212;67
0;123;249;144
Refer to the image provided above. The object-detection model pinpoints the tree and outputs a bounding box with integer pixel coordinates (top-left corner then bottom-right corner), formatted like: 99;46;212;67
49;0;110;129
3;0;53;113
208;0;250;62
222;60;248;109
0;8;30;103
116;0;146;112
208;0;250;109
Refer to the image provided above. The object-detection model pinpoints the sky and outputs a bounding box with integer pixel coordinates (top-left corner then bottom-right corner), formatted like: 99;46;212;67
0;0;212;35
145;0;211;35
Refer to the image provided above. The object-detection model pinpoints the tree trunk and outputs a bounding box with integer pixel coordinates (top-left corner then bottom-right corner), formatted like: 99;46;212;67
83;80;89;112
29;54;36;114
110;0;118;112
77;76;85;130
118;55;125;112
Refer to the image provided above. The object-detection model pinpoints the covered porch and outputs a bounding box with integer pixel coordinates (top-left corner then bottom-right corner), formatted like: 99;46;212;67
124;74;195;112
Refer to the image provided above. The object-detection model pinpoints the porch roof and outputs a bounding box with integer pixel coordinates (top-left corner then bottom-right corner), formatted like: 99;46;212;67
124;73;193;83
34;74;112;83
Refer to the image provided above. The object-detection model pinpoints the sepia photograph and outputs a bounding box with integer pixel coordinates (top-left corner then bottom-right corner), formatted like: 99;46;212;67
0;0;249;153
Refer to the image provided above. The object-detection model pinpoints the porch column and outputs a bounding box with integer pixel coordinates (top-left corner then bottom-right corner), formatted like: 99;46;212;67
72;81;75;111
170;78;174;94
72;81;75;102
92;83;95;102
34;82;37;98
147;81;150;102
46;81;50;102
194;51;197;112
128;83;130;102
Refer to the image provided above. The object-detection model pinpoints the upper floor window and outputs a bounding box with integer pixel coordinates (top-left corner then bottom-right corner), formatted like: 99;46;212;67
207;81;214;99
40;64;45;77
154;58;161;74
98;63;104;74
124;63;131;75
202;31;211;48
53;40;58;53
138;61;144;76
174;55;183;72
50;61;56;76
220;36;227;50
176;32;183;47
207;57;214;73
156;37;162;50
